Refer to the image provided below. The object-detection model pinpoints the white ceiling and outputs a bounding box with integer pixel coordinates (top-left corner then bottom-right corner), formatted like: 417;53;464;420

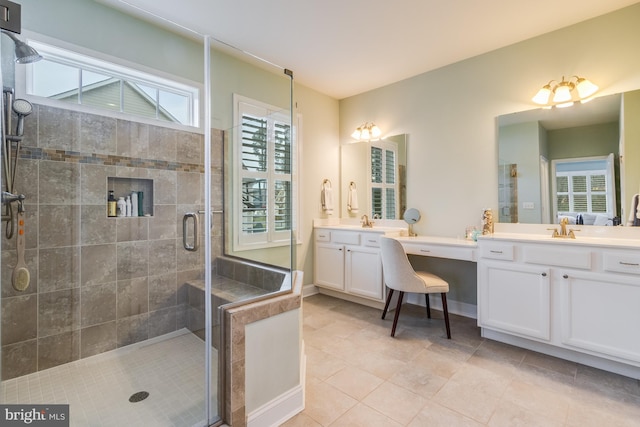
99;0;638;99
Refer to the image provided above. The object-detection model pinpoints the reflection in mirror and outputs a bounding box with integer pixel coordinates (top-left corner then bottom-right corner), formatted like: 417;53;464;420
341;134;407;219
497;93;626;225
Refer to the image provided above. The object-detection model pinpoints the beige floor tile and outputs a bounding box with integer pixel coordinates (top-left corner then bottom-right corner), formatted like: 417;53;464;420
449;364;511;398
488;400;564;427
411;346;465;379
343;348;408;380
566;398;640;427
387;360;448;398
522;350;578;378
502;379;570;423
575;364;640;398
305;346;347;381
280;412;322;427
329;402;403;427
303;380;358;426
326;366;384;400
407;400;484;427
433;378;501;423
362;381;428;425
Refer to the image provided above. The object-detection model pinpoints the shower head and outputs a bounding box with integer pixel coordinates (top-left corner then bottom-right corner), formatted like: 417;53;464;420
12;99;32;137
1;30;42;64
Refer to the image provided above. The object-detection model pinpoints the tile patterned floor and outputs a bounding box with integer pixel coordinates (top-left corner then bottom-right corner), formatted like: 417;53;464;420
1;331;217;427
284;294;640;427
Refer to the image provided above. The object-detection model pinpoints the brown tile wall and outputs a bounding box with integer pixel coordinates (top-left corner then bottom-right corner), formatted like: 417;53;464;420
1;104;224;380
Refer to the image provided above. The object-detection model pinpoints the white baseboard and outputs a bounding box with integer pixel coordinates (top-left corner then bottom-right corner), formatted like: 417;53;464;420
247;342;307;427
406;293;477;319
302;284;319;297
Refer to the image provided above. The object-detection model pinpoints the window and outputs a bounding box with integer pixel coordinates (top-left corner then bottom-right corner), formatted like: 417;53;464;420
233;95;298;250
25;41;199;127
370;141;398;219
553;154;616;217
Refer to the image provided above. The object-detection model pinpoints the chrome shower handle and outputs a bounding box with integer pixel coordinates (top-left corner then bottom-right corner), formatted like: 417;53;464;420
182;212;199;252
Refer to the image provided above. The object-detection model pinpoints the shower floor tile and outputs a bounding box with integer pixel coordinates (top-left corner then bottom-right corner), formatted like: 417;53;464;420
1;330;217;427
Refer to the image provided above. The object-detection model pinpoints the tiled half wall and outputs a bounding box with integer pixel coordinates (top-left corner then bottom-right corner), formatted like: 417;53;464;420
0;104;224;380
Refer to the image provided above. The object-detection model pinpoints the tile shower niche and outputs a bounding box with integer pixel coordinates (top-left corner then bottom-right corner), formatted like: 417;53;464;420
107;177;154;217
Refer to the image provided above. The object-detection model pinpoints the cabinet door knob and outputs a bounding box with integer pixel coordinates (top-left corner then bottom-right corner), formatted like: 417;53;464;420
541;272;547;277
339;248;343;251
563;274;569;279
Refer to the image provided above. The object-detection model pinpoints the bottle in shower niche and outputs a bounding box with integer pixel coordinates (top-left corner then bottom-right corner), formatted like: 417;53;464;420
117;196;126;217
125;195;132;217
131;192;138;217
107;190;117;217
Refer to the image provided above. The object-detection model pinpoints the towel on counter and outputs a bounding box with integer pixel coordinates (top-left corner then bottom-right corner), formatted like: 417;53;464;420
321;185;334;214
347;183;359;213
627;193;640;226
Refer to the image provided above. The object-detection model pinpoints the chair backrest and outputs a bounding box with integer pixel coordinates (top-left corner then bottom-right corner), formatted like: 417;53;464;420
379;236;423;291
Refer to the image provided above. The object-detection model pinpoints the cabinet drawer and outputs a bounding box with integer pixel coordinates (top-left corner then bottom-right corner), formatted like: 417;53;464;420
362;234;381;247
523;246;591;270
480;243;514;261
404;243;476;261
332;231;360;245
603;252;640;275
315;230;331;242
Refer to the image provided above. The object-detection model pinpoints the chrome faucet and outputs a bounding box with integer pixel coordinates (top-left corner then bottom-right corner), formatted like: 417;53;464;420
361;214;374;228
548;217;579;239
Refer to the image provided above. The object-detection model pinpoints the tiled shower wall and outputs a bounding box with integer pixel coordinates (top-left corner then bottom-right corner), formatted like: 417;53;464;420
1;103;224;380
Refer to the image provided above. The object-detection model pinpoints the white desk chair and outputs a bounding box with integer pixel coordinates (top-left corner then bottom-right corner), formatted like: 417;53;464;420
379;236;451;339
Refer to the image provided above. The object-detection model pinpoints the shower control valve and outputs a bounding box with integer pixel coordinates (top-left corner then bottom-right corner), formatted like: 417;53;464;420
1;191;25;206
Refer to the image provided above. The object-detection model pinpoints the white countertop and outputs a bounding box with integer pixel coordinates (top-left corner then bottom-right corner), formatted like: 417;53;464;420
479;232;640;250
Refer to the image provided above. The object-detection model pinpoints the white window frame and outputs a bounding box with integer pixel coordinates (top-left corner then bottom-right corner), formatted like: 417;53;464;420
368;140;399;219
233;94;300;251
14;31;201;130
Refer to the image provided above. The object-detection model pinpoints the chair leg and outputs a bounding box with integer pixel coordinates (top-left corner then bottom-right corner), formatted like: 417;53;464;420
382;288;394;319
441;292;451;339
425;294;431;318
391;291;405;337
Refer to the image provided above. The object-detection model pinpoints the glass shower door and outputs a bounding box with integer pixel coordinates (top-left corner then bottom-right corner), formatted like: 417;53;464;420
0;1;218;426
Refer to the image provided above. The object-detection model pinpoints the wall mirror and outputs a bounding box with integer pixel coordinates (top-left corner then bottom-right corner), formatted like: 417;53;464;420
497;90;640;227
340;134;407;219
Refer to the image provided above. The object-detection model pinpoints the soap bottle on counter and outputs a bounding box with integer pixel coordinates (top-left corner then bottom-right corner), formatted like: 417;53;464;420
107;190;117;217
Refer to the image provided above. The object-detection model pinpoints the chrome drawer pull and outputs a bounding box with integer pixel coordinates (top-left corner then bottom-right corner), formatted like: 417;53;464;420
490;250;503;254
619;261;640;267
420;249;431;253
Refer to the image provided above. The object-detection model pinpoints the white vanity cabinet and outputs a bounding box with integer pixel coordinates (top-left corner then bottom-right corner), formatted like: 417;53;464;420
314;228;384;302
559;265;640;363
478;236;640;376
478;259;551;341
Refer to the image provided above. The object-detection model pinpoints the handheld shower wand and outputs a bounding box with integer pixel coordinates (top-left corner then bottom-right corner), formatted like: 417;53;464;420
13;98;33;137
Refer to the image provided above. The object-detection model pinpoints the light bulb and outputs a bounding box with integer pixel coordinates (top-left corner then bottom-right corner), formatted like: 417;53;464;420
553;84;572;103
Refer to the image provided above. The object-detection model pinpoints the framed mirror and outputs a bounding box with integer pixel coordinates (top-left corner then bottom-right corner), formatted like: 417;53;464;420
340;134;407;219
496;92;640;226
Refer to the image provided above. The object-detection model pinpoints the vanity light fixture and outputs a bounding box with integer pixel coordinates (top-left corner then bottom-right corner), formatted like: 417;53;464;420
351;122;382;141
531;75;599;108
